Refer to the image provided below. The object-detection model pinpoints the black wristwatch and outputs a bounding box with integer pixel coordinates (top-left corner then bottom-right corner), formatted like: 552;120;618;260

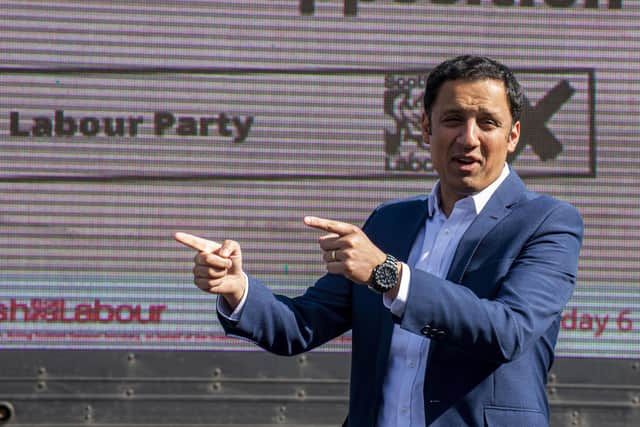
369;254;399;294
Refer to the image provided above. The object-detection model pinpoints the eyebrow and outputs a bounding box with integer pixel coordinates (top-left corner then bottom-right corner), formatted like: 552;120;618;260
440;106;501;116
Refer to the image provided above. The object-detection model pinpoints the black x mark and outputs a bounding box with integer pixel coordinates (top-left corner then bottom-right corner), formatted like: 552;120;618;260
508;80;575;163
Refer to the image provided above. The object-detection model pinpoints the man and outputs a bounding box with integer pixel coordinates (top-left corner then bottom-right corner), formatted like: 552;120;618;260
175;55;583;427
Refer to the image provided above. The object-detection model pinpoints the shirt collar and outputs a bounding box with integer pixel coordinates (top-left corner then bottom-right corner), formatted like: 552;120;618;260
427;163;510;216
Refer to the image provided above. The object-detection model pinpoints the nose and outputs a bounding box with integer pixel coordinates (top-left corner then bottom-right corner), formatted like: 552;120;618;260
456;119;480;148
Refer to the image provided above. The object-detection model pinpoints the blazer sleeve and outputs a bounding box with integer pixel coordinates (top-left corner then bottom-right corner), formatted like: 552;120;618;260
218;272;353;356
398;197;584;364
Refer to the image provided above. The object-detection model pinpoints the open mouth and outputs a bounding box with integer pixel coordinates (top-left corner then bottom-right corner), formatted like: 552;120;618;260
453;156;479;165
457;158;475;164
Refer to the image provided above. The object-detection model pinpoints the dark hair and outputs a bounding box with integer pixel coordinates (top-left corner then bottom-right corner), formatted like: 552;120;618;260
423;55;524;122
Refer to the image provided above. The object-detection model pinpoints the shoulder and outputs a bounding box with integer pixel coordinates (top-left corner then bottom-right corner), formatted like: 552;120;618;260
506;190;584;242
520;191;581;221
367;193;429;221
498;170;582;224
360;194;430;240
480;172;583;244
375;193;429;211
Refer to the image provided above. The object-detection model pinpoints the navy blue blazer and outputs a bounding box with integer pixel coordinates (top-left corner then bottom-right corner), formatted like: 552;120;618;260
219;171;584;427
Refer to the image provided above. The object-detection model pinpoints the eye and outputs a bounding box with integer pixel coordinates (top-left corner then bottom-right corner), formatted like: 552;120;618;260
441;115;462;126
479;118;499;130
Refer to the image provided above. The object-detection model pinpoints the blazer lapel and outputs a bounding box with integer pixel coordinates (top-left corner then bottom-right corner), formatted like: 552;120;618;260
376;196;430;262
447;172;527;283
372;196;430;397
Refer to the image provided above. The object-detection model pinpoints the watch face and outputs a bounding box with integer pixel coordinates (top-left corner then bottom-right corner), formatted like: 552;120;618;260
372;255;398;292
376;265;396;285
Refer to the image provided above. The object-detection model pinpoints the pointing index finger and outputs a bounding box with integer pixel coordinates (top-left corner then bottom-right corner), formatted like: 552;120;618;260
304;216;356;236
174;232;222;253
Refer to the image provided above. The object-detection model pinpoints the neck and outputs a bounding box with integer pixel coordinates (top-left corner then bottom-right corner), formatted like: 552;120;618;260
438;189;462;217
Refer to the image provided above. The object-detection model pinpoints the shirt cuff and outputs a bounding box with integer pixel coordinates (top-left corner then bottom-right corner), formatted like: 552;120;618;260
383;262;411;317
216;272;249;321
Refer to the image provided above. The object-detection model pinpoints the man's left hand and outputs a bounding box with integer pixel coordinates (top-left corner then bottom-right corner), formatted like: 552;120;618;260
304;216;387;285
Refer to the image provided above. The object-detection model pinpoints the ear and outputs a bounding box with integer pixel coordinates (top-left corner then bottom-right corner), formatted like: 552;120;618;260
421;112;431;147
507;120;520;153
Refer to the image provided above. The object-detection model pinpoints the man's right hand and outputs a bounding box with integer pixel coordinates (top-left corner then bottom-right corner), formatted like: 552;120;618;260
174;232;247;309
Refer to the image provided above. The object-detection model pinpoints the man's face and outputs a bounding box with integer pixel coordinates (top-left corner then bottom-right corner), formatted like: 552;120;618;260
422;78;520;210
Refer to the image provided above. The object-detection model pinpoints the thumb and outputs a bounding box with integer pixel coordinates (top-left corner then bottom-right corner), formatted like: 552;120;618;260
218;239;243;273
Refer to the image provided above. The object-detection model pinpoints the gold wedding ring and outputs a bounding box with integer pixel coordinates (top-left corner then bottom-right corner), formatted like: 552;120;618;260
331;250;336;262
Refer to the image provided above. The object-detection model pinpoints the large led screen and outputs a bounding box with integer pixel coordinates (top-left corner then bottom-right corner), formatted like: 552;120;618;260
0;0;638;357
